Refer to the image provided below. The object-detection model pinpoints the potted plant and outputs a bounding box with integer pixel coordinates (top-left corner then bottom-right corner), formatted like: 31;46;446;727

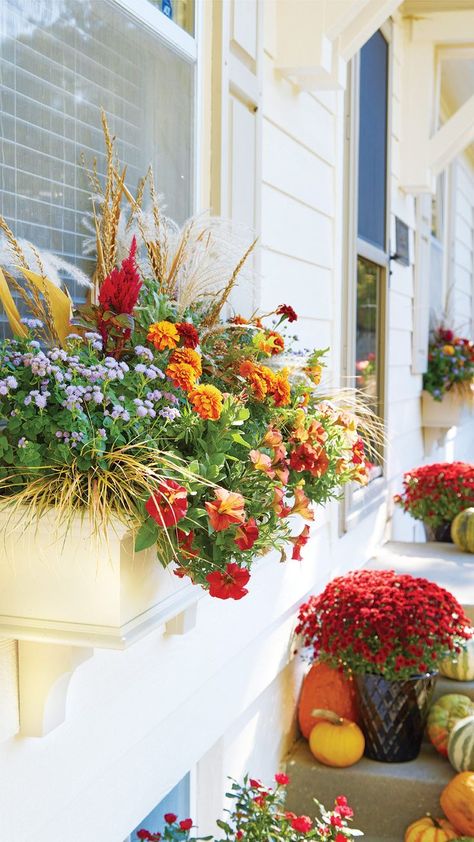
296;569;471;763
394;462;474;542
422;327;474;429
0;116;373;643
137;773;362;841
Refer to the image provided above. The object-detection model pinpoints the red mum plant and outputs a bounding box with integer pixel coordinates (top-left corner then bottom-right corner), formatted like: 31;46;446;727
296;569;471;681
137;776;360;842
394;461;474;529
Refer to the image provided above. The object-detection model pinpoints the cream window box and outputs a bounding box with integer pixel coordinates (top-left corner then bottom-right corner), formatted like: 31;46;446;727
421;389;464;429
0;509;198;649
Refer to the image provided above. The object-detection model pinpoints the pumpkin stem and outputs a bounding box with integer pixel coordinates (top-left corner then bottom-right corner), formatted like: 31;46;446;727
311;708;345;725
427;814;441;829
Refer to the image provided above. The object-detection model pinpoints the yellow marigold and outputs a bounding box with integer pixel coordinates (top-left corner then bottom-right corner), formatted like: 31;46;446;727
147;320;179;351
303;363;322;385
188;384;224;421
170;347;202;376
271;372;291;406
166;362;197;391
442;344;455;355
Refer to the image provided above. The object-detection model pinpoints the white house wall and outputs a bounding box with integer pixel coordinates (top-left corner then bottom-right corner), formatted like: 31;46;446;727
0;3;473;840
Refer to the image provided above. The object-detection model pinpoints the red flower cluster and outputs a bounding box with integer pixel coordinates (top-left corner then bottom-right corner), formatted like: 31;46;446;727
395;461;474;528
176;322;200;349
276;304;298;323
296;569;471;681
98;237;141;315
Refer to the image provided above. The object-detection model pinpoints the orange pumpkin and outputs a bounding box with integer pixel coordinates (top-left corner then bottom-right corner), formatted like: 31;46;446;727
405;815;458;841
440;772;474;837
308;709;365;768
298;661;359;739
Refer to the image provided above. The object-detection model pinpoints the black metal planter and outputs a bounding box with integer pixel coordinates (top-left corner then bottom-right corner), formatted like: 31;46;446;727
424;521;453;542
354;672;438;762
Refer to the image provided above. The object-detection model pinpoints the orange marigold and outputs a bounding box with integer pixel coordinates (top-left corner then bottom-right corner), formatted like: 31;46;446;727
239;359;257;378
259;365;276;391
170;347;202;376
166;362;197;391
188;384;224;420
271;372;291;406
147;320;180;351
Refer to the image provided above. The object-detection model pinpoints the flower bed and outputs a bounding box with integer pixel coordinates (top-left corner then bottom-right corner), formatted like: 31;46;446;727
0;117;371;601
394;462;474;530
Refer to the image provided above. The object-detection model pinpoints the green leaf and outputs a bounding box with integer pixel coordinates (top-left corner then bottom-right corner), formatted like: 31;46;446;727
216;821;232;833
231;432;251;449
134;519;159;552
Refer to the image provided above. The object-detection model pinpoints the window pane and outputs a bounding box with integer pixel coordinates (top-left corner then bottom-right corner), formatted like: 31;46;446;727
127;774;191;842
149;0;195;35
357;30;388;250
0;0;194;307
356;256;383;467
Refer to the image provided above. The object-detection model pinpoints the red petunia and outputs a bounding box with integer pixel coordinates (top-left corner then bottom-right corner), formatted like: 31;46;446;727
234;518;259;551
176;322;200;349
98;237;142;315
146;480;188;527
290;525;310;560
276;304;298;322
206;562;250;600
290;815;313;833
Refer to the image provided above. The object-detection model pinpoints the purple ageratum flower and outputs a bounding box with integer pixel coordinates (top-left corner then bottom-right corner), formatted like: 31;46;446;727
6;376;18;389
21;318;43;329
147;390;162;402
18;437;27;448
34;393;48;409
134;346;154;361
159;407;181;421
134;364;147;374
65;334;83;343
97;428;107;438
136;405;148;417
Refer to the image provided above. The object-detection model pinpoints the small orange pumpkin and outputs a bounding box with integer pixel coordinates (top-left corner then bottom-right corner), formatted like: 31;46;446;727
404;814;458;841
308;709;365;768
440;772;474;837
298;661;359;739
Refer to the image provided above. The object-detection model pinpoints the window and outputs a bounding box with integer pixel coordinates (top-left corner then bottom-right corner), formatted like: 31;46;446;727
149;0;194;35
124;773;191;842
0;0;196;307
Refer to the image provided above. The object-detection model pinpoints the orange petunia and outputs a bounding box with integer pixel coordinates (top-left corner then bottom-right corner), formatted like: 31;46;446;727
263;426;283;449
205;488;246;531
271;372;291;406
170;347;202;376
254;331;285;356
290;487;314;521
166;362;197;391
147;320;180;351
188;384;224;420
249;449;275;477
303;363;323;384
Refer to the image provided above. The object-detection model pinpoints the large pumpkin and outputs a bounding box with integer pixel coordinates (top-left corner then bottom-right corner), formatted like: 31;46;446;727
427;695;474;757
440;639;474;682
404;815;458;841
308;709;364;768
298;661;358;739
452;509;474;553
449;716;474;772
440;772;474;837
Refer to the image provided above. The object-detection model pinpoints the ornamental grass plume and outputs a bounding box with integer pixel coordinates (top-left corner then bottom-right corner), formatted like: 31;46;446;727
394;461;474;528
296;569;471;681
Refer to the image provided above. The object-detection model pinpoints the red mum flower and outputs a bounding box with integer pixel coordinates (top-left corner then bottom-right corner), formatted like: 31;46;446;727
179;819;193;831
206;562;250;600
275;772;290;785
136;832;153;841
234;518;259;551
276;304;298;322
98;237;141;315
290;816;313;833
176;322;200;349
146;480;188;527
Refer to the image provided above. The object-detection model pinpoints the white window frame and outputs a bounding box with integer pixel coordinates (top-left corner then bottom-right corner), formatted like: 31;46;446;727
341;21;392;533
111;0;202;212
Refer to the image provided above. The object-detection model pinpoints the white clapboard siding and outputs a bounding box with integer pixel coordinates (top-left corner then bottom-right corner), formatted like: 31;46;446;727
261;185;333;267
259;249;333;321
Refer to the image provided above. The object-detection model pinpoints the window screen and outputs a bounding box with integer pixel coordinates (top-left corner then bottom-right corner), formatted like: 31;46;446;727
357;30;388;251
0;0;194;304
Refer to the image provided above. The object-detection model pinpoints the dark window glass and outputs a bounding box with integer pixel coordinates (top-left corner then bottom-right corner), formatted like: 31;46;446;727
357;30;388;250
356;256;383;467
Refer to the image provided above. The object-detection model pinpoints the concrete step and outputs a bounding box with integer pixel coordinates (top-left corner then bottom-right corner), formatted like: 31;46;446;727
366;541;474;623
433;674;474;701
285;739;453;842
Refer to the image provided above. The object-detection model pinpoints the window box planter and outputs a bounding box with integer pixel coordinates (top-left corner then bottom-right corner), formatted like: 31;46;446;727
421;389;463;429
0;508;194;649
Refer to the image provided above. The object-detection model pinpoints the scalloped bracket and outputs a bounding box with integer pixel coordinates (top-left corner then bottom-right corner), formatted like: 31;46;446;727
18;641;93;737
